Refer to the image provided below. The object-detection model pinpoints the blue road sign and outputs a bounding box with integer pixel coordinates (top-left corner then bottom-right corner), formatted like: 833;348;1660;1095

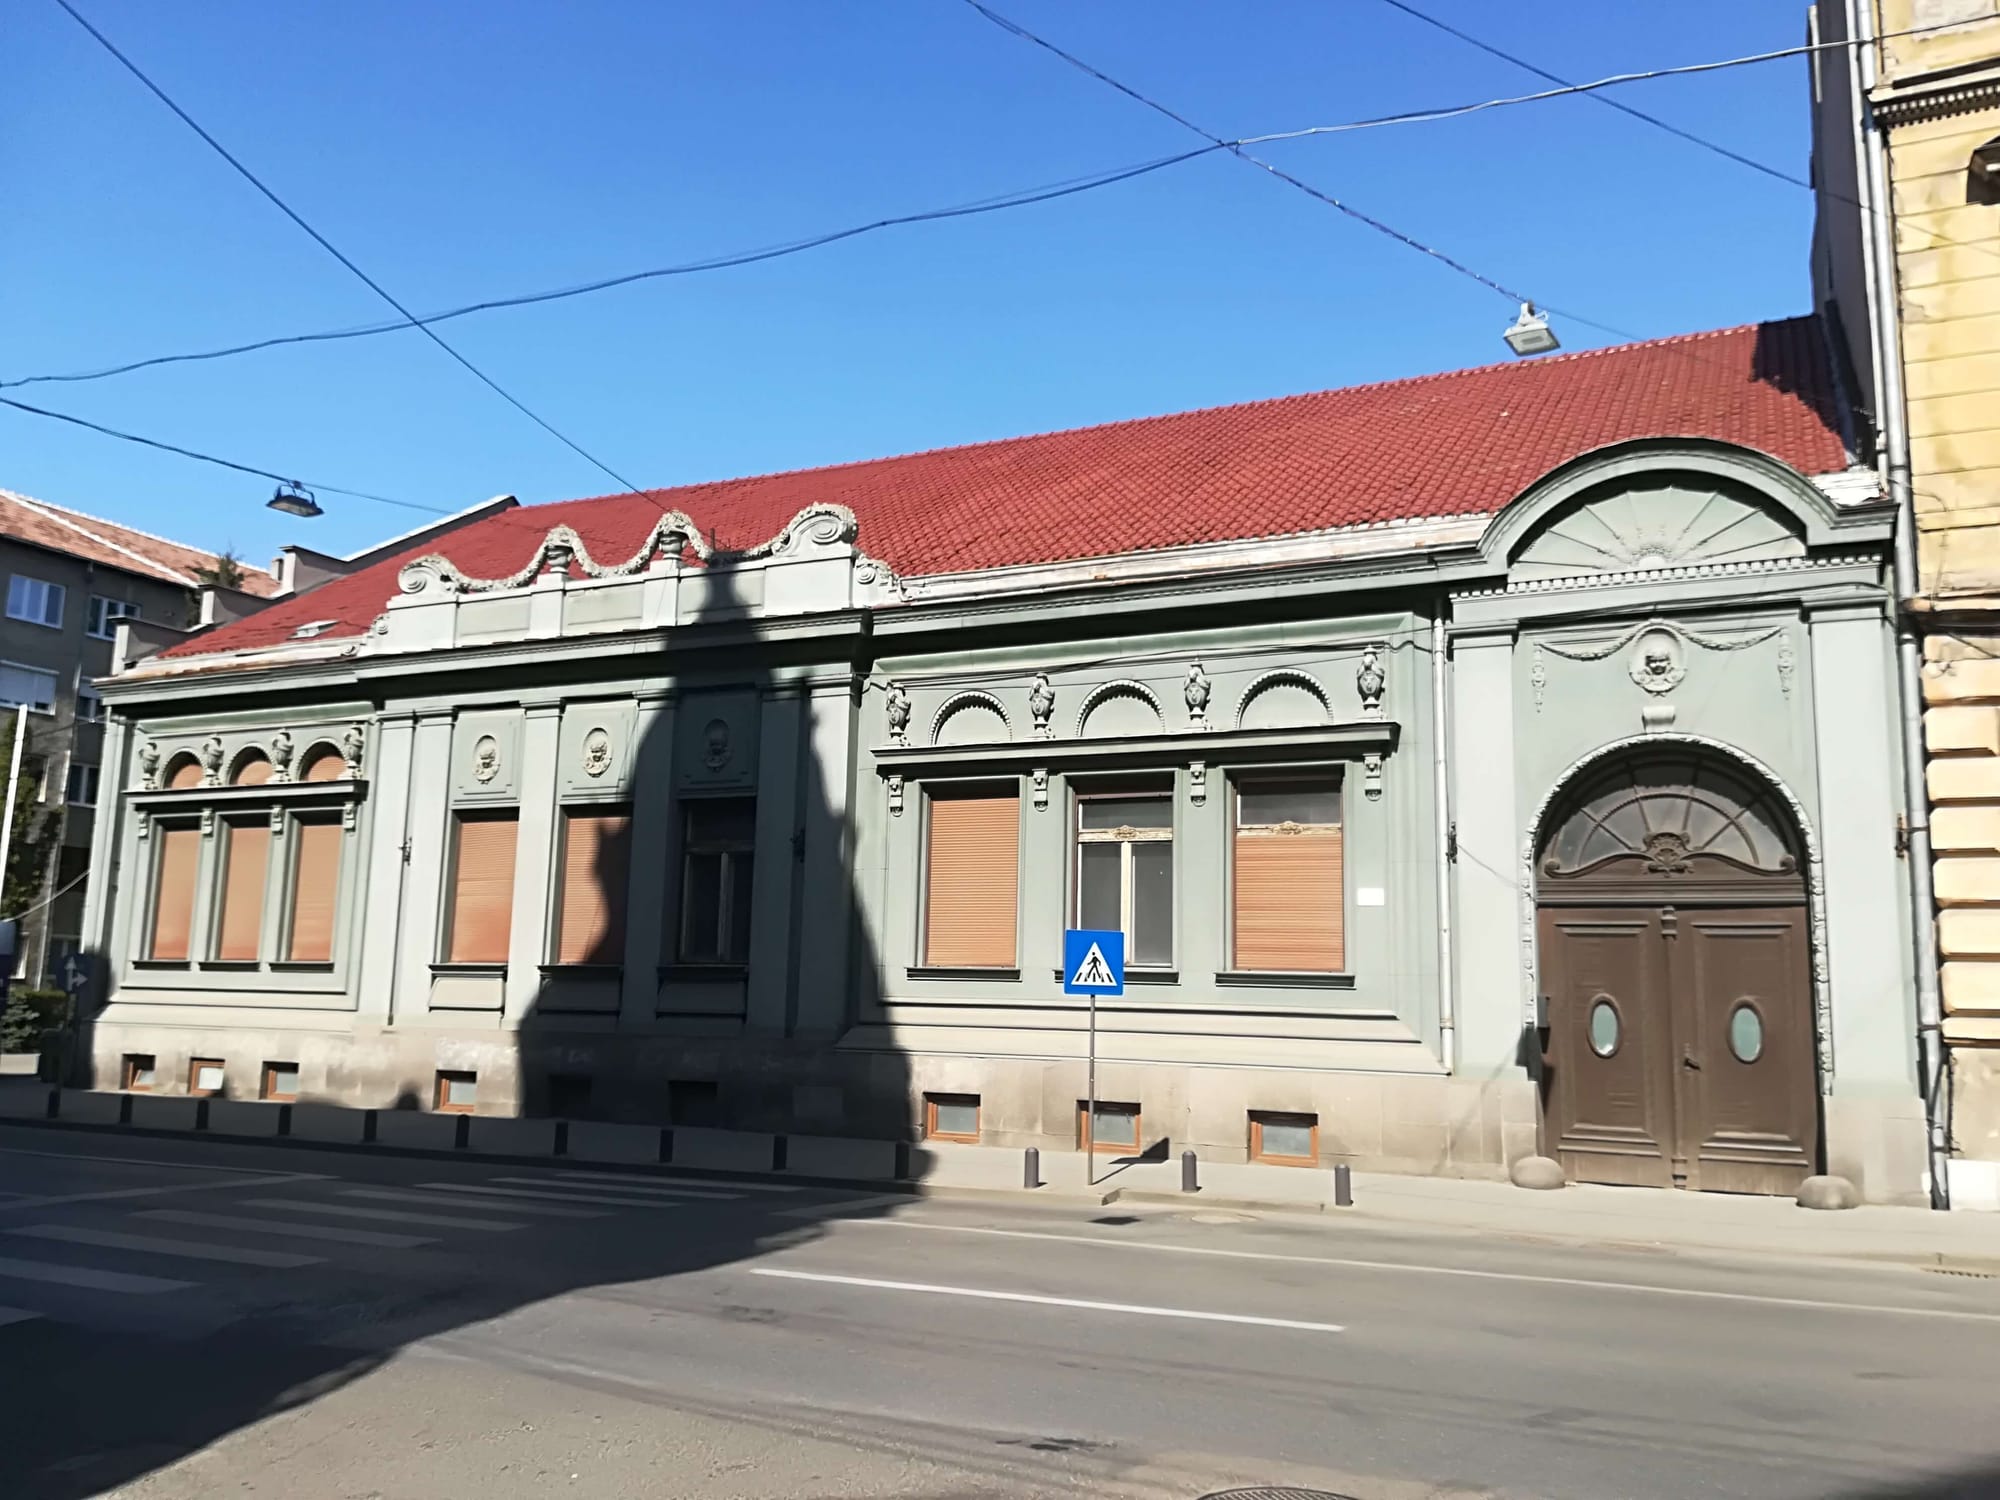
60;952;89;995
1063;928;1125;996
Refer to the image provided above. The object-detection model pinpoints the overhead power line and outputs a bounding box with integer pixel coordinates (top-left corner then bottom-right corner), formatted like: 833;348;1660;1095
1;147;1218;391
959;0;1541;308
50;0;645;497
0;394;440;513
9;11;1985;395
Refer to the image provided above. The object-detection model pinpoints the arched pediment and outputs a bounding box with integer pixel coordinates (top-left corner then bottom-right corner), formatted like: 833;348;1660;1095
1480;440;1888;586
1075;681;1163;739
1234;669;1332;730
930;692;1011;746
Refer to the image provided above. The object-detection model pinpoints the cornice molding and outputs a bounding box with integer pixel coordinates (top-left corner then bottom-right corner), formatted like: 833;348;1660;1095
1873;71;2000;128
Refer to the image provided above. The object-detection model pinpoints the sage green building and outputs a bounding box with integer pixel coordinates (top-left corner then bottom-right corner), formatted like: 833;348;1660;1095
77;322;1938;1202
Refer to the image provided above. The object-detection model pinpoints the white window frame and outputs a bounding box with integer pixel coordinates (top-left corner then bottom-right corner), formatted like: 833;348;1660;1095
1072;788;1175;970
86;595;139;640
0;660;59;715
6;576;65;630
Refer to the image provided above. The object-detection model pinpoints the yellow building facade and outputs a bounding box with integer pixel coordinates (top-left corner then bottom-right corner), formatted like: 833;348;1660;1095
1817;2;2000;1198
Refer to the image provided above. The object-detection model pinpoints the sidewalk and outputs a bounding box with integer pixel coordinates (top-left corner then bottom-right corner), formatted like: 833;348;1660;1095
6;1075;1999;1272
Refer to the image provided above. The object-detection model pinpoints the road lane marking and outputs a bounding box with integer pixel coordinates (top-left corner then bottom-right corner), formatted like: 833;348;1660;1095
487;1175;740;1201
0;1144;328;1177
8;1225;323;1268
0;1173;323;1212
748;1267;1346;1333
342;1187;607;1219
141;1209;435;1248
546;1169;798;1194
843;1219;2000;1324
421;1181;705;1209
0;1253;190;1294
241;1199;524;1231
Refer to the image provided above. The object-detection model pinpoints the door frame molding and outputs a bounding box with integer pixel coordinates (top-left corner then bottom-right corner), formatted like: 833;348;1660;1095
1520;733;1831;1095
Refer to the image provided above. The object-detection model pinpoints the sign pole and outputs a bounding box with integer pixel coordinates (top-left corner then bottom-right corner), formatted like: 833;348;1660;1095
1086;986;1097;1188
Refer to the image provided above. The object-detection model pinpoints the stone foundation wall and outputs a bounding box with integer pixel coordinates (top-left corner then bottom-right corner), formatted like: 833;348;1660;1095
84;1020;1528;1179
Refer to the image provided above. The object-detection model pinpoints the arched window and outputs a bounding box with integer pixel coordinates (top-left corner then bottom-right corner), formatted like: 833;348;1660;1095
1538;752;1801;894
164;756;204;790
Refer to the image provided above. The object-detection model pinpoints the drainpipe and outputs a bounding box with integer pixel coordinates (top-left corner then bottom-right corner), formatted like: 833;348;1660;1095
1432;613;1456;1073
1852;0;1950;1208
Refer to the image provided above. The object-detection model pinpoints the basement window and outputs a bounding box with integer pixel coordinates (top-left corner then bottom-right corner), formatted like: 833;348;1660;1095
122;1054;156;1091
924;1093;981;1143
1249;1110;1319;1167
1078;1100;1141;1153
434;1071;478;1114
189;1059;225;1097
262;1062;299;1102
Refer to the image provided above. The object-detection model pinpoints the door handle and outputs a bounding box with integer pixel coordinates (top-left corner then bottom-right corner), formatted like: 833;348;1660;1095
1682;1048;1702;1071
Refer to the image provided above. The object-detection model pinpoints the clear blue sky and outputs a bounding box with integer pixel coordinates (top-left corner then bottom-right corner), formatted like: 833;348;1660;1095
4;1;1818;565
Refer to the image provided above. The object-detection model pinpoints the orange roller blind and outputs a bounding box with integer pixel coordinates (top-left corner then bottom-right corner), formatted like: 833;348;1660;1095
1233;827;1344;972
557;809;630;964
149;826;201;960
286;820;342;963
300;749;346;783
232;757;274;787
216;822;270;961
924;788;1018;967
447;813;518;964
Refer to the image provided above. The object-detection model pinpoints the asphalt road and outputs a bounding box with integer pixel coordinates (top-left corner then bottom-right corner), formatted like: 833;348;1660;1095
1;1123;1998;1500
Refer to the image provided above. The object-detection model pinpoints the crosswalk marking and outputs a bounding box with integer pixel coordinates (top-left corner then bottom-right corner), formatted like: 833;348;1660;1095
140;1209;436;1249
242;1198;525;1232
544;1168;800;1194
0;1305;38;1328
488;1174;740;1201
7;1225;323;1269
341;1187;607;1219
421;1181;706;1209
0;1253;191;1294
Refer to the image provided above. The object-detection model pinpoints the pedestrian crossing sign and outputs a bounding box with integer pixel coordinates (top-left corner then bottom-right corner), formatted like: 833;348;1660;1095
1063;928;1125;996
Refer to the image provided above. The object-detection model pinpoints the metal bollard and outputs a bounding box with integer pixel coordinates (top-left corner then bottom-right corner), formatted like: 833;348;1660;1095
1024;1146;1040;1189
1333;1161;1353;1207
1181;1149;1198;1193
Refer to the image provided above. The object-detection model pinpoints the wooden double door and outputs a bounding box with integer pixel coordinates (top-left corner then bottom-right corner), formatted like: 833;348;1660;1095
1538;902;1817;1194
1533;754;1820;1196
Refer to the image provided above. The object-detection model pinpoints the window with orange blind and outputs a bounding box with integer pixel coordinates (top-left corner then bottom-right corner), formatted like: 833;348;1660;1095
214;821;271;961
922;785;1019;968
555;808;631;965
285;818;343;963
1231;775;1344;973
444;812;519;965
147;825;201;961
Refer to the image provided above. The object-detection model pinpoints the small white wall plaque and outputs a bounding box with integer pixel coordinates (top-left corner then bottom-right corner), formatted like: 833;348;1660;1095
1356;886;1387;907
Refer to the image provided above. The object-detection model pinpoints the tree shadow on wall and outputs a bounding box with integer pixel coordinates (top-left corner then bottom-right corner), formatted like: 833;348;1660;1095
23;548;913;1497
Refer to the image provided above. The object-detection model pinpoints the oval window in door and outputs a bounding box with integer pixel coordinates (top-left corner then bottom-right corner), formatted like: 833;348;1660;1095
1729;1003;1765;1063
1587;997;1621;1057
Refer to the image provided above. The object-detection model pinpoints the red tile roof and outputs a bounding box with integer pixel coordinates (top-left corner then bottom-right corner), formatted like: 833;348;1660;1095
166;317;1848;662
0;489;285;597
